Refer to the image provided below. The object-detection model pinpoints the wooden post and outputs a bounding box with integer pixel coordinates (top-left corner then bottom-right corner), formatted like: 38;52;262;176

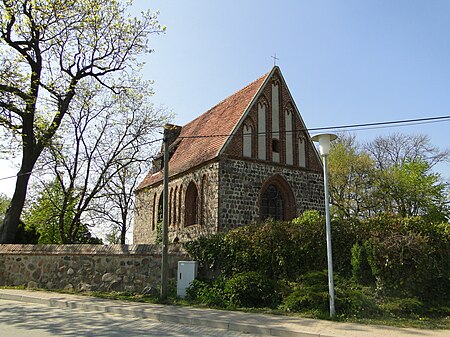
160;127;169;299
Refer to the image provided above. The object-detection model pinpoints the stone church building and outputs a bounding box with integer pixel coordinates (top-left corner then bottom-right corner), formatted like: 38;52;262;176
134;66;325;244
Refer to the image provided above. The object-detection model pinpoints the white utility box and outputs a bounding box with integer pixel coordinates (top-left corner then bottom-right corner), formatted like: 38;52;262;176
177;261;198;298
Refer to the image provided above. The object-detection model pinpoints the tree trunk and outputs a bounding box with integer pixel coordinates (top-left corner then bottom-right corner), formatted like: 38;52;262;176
120;210;127;244
0;160;34;243
120;224;126;244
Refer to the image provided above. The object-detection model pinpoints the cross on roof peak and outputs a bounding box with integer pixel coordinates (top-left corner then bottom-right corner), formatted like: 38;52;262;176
271;53;279;66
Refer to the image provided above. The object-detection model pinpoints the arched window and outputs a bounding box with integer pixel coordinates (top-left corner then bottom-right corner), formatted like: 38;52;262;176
243;124;253;157
173;186;178;225
152;193;157;231
201;175;208;225
169;188;173;225
178;184;183;225
298;136;306;167
261;184;284;220
259;175;296;221
185;181;199;226
285;105;294;165
157;193;163;224
257;98;268;160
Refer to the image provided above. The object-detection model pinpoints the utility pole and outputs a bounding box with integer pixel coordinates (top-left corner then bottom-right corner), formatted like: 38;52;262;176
160;126;169;300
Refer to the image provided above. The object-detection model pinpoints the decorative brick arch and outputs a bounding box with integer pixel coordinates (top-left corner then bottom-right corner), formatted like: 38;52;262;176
242;116;255;158
152;193;157;231
201;174;209;225
173;186;178;225
178;184;183;226
169;188;173;225
157;193;163;224
258;94;269;109
185;181;199;226
259;174;296;221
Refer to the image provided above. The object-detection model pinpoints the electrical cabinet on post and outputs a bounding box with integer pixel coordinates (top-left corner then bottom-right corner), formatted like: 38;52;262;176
177;261;198;298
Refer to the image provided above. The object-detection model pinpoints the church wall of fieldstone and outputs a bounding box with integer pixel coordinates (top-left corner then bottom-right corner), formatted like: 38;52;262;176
134;189;154;244
218;158;325;231
134;162;220;244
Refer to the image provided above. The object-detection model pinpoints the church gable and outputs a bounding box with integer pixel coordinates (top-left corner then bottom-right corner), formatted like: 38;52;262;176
221;67;321;172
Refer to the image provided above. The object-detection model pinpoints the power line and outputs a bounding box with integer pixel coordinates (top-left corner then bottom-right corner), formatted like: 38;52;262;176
1;115;449;182
178;115;450;139
309;115;450;132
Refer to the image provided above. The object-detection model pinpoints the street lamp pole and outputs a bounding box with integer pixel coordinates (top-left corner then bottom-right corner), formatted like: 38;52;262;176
311;133;337;318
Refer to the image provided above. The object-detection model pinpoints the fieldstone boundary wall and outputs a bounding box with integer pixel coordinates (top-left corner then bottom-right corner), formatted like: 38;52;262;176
0;244;189;293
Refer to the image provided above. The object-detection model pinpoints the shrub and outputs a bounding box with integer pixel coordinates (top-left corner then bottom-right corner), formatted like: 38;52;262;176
224;271;280;308
279;271;329;314
351;242;375;285
280;271;379;318
185;212;449;308
185;212;328;282
335;281;379;318
363;217;450;301
184;233;226;271
379;297;425;316
186;278;226;307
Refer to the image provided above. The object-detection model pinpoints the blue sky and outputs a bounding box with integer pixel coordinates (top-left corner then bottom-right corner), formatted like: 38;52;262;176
1;0;449;196
133;0;450;177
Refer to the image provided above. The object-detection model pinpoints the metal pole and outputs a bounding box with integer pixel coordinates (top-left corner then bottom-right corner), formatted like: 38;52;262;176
160;129;169;299
323;153;336;318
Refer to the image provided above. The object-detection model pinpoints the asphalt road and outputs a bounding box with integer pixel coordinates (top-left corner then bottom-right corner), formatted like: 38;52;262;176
0;299;266;337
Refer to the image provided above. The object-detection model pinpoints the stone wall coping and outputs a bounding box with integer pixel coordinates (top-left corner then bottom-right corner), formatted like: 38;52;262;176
0;244;186;256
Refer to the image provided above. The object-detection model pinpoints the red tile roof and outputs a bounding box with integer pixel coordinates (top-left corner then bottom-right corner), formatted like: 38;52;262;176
137;70;271;190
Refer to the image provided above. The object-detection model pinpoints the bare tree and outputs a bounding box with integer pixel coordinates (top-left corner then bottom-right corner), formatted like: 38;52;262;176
0;0;165;242
31;80;167;243
364;133;449;170
93;160;147;244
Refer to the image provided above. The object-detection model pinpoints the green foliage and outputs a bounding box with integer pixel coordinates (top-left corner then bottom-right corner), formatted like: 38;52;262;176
280;271;329;314
0;0;166;243
23;180;101;244
185;211;329;281
328;135;376;219
185;211;449;318
355;215;449;301
379;298;425;316
186;278;227;307
351;242;375;285
291;211;327;276
224;272;280;308
0;193;9;224
334;280;380;318
329;134;449;222
184;233;226;270
14;221;39;243
186;273;280;309
155;221;163;244
280;271;379;318
375;160;449;221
